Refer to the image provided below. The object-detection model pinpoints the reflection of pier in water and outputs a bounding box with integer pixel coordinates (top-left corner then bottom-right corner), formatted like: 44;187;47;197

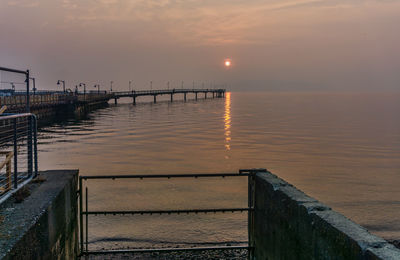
224;92;231;155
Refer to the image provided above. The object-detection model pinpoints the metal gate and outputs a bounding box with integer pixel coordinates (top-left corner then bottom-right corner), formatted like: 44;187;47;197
78;169;265;259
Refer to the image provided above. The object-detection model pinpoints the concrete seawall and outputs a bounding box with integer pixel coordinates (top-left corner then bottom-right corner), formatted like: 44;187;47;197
0;170;79;260
253;171;400;259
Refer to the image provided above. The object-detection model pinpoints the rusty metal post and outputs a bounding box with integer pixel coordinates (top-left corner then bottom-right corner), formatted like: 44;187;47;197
248;172;255;259
79;177;84;255
85;186;89;253
27;115;33;176
13;118;17;189
6;155;11;191
26;70;30;112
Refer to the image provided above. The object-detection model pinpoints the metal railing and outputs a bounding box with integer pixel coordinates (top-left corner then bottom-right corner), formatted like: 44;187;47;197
113;88;225;96
0;66;30;112
0;113;38;203
78;169;266;259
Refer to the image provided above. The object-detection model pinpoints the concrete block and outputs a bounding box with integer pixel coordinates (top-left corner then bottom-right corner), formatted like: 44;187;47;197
253;171;400;260
0;170;79;260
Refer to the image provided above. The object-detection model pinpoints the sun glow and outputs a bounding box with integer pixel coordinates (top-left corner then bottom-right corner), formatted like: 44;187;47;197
224;59;231;67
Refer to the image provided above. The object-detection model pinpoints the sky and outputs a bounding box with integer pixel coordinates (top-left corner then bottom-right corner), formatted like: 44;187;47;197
0;0;399;91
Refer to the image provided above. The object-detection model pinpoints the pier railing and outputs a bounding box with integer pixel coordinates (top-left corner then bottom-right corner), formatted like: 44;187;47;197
113;88;225;96
0;113;38;203
78;169;266;259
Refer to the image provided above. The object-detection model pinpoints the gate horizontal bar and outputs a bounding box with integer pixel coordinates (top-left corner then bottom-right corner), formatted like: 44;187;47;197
83;207;252;216
0;66;27;74
80;173;250;180
81;245;252;255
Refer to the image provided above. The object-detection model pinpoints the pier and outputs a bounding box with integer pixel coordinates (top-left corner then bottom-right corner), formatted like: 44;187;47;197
111;88;226;104
0;88;225;121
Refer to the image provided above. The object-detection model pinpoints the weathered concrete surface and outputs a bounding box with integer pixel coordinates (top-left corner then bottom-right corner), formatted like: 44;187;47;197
254;171;400;260
0;170;79;260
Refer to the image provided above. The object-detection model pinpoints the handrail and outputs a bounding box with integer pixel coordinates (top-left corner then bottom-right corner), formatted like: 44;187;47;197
0;113;34;119
0;113;38;203
80;172;249;180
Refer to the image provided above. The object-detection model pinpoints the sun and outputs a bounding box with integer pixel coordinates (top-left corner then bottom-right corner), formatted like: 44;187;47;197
224;59;231;67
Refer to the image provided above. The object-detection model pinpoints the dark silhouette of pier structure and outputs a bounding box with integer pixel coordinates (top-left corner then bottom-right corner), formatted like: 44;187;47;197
0;88;226;117
0;66;226;117
111;88;226;105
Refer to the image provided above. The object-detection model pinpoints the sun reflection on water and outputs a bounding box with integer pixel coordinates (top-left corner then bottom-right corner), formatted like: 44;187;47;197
224;92;231;153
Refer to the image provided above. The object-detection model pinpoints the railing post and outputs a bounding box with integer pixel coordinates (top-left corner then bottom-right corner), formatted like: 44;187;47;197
85;186;89;254
248;172;255;260
240;168;267;260
26;70;30;113
32;115;38;177
6;155;11;191
13;118;18;189
79;177;84;256
27;115;33;177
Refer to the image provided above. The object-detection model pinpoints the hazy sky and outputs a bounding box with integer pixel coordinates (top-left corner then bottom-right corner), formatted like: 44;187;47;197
1;0;399;91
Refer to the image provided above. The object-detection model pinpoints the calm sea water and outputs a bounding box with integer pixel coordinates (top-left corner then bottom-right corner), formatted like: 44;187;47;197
38;91;400;249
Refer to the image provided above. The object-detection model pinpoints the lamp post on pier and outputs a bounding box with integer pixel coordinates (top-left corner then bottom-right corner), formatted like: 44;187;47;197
129;81;132;92
30;77;36;95
94;84;100;94
110;81;113;92
79;83;86;100
57;80;65;93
